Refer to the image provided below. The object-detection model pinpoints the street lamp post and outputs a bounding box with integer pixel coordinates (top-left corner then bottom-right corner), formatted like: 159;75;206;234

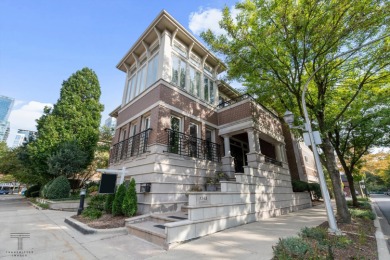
283;33;390;234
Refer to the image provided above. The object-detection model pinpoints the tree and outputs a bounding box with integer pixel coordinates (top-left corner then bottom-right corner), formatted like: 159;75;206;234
47;141;88;178
28;68;104;182
112;183;126;216
361;152;390;190
122;178;137;217
202;0;389;223
330;83;390;206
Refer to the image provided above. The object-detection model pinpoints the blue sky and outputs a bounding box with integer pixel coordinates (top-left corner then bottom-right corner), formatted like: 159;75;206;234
0;0;237;146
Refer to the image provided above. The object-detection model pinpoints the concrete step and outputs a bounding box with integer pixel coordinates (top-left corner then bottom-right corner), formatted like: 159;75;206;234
127;220;167;248
126;212;188;249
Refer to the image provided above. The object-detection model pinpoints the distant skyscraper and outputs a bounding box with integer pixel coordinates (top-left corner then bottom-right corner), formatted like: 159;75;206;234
0;95;14;142
104;117;117;130
12;129;37;147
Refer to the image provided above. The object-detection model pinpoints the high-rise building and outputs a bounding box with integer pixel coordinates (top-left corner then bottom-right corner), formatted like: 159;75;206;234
104;117;117;130
0;95;14;142
12;129;37;147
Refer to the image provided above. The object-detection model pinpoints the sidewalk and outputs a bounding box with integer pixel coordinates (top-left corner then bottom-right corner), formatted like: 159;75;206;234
50;205;327;259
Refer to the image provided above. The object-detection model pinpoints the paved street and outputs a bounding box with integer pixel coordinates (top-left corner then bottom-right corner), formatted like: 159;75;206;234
370;194;390;253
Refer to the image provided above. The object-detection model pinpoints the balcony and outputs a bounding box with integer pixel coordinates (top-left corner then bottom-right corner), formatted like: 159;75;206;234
165;129;221;162
110;128;152;164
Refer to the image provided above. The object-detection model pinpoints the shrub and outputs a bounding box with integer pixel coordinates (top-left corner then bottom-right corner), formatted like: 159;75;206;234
112;183;126;216
308;183;322;200
104;193;115;214
40;180;53;198
273;237;311;259
82;207;102;220
123;179;137;217
300;227;327;242
292;180;308;192
46;176;71;200
25;184;41;198
88;194;106;211
349;208;376;220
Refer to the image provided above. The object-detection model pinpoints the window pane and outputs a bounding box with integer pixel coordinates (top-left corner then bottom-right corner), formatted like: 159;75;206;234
147;53;159;87
210;81;215;104
179;62;186;88
204;77;209;102
171;55;179;86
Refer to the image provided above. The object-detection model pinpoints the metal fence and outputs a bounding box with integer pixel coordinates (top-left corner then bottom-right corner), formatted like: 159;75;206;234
265;156;283;167
109;128;152;164
165;128;221;162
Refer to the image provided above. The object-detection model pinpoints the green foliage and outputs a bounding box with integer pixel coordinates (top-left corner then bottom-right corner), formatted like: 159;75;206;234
122;179;138;217
82;207;102;220
291;180;308;192
308;183;322;200
273;237;311;259
40;180;53;198
27;67;104;181
25;184;41;198
46;176;71;200
47;141;88;178
300;227;327;243
334;235;353;248
349;208;376;220
112;183;126;216
88;194;106;211
104;193;115;214
206;172;229;185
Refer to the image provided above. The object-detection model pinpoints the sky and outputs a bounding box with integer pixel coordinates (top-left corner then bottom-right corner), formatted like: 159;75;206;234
0;0;238;147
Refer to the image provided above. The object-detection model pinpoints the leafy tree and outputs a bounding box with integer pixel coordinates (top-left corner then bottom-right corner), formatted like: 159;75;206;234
27;68;104;182
112;183;126;216
202;0;389;223
47;141;88;178
122;179;137;217
361;152;390;190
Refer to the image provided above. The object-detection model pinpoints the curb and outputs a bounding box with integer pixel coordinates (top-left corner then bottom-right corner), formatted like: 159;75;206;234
64;217;128;236
370;199;390;260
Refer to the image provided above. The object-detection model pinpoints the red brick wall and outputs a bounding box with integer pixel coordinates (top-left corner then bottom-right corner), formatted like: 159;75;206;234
218;102;252;125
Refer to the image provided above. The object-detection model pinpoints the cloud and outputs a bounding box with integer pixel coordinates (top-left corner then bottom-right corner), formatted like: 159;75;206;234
188;6;239;36
6;101;52;147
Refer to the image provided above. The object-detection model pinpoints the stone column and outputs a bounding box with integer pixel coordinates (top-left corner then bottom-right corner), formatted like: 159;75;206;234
158;30;173;82
246;129;264;168
221;135;235;179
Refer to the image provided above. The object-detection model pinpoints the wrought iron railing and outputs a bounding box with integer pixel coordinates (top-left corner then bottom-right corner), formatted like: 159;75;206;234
165;128;221;162
265;156;283;167
109;128;152;164
216;93;278;119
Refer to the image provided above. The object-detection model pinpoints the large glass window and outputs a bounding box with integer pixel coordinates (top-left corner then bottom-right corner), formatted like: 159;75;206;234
146;53;159;87
189;123;199;157
172;55;187;89
126;75;137;103
136;65;147;96
189;67;201;98
204;77;215;104
169;116;181;154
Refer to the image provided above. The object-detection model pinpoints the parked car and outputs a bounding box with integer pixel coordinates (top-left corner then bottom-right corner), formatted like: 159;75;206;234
0;189;10;195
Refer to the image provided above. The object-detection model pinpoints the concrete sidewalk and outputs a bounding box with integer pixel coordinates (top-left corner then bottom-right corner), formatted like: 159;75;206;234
57;204;327;260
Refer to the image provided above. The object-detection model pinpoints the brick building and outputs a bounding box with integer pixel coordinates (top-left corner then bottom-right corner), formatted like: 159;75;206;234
107;10;312;247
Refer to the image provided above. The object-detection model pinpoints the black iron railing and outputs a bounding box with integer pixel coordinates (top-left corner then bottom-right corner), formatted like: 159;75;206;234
217;93;278;119
110;128;152;164
165;129;221;162
265;156;283;167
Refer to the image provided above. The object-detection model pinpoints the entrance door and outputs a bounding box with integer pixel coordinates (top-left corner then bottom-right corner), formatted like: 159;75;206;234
189;123;198;157
169;116;181;154
230;139;249;173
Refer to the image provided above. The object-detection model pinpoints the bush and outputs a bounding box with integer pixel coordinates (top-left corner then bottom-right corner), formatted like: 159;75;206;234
273;237;311;259
105;193;115;214
292;180;308;192
25;184;41;198
349;208;376;220
40;180;53;198
308;183;322;200
112;183;126;216
300;227;327;242
82;207;102;220
46;176;71;200
123;179;137;217
88;194;106;211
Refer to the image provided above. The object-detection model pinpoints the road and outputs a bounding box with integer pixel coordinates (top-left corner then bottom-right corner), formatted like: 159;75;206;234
370;194;390;253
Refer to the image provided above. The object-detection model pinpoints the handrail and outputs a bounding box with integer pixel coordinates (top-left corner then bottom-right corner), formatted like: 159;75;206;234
165;128;221;162
264;156;283;167
109;128;152;164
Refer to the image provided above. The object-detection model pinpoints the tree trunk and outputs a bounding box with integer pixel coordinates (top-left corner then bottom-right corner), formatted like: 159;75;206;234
345;169;359;207
322;138;351;223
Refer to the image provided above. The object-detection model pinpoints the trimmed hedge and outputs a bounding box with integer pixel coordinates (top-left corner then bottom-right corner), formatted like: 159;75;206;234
292;180;309;192
104;193;115;214
123;179;137;217
88;194;106;211
46;176;71;200
40;180;53;198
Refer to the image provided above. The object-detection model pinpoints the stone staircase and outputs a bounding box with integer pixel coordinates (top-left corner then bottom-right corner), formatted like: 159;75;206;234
126;211;188;248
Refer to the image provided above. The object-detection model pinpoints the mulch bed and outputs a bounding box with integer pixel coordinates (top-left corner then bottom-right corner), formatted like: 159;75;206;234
72;214;127;229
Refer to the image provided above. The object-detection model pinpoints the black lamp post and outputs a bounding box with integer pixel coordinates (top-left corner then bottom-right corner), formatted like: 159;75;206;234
77;188;87;215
